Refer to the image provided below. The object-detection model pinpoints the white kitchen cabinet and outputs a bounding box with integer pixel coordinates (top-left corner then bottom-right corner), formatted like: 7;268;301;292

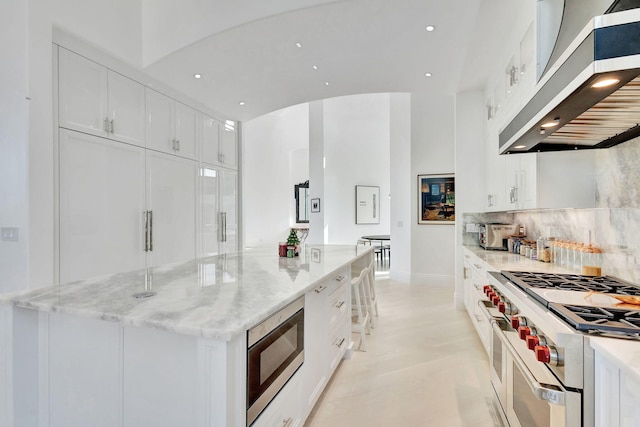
301;268;351;419
252;375;302;427
59;129;146;283
59;129;196;283
594;348;640;427
201;166;238;257
202;115;238;169
504;152;536;210
146;151;197;268
146;88;198;160
463;248;499;356
58;47;145;147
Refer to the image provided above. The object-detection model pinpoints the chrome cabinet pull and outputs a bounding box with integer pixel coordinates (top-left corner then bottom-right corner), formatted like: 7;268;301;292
109;119;114;133
509;186;518;204
283;418;293;427
219;212;227;242
336;300;345;309
335;337;346;348
176;139;180;151
314;285;327;294
335;275;345;282
148;210;153;251
144;211;149;252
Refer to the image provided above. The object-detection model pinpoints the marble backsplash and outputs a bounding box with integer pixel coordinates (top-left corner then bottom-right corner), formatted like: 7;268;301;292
463;208;640;284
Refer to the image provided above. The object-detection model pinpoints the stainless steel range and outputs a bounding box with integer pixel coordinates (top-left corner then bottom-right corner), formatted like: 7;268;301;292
482;270;640;427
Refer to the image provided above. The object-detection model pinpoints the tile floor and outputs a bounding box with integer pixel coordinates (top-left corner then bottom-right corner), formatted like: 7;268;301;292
304;275;504;427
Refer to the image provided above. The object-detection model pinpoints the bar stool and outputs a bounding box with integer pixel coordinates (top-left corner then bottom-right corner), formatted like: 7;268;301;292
351;265;371;351
363;259;379;321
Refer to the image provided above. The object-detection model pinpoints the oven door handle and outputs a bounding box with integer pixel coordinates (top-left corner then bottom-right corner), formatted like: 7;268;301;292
477;299;494;322
491;321;566;406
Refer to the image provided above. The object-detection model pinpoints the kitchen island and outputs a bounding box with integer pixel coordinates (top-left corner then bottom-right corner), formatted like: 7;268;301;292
0;245;373;427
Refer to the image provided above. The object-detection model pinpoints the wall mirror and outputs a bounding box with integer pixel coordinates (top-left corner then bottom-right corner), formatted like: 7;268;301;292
295;181;310;223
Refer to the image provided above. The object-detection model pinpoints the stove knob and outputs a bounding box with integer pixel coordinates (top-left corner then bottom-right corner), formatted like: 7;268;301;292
497;302;506;313
491;295;501;306
526;335;540;350
511;316;520;329
483;285;491;295
518;326;531;340
535;345;551;364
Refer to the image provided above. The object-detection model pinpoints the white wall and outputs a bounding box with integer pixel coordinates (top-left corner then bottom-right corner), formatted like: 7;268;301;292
389;94;412;282
242;103;309;247
410;92;456;285
323;94;391;244
0;0;29;294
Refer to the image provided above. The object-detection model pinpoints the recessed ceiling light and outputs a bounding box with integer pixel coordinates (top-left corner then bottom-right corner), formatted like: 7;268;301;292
541;118;560;128
324;81;330;86
426;25;435;32
425;72;432;77
295;42;302;48
514;145;527;149
592;78;620;88
239;101;245;106
312;65;318;70
194;74;202;79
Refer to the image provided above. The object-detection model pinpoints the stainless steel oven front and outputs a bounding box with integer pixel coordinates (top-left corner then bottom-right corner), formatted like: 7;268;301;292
489;319;582;427
246;296;304;426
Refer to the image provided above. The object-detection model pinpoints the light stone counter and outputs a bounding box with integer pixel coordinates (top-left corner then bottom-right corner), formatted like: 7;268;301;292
464;245;576;274
0;244;372;341
590;336;640;381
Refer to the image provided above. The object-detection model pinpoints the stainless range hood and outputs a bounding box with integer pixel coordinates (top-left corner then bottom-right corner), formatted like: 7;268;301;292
499;1;640;154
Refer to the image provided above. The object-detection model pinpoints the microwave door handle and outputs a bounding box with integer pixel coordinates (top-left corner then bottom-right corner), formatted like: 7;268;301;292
490;322;567;406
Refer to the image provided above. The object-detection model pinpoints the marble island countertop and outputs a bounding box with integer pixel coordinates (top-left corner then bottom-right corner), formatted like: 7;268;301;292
0;245;371;341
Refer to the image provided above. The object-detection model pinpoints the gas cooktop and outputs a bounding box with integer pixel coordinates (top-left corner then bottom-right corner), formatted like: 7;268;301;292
501;270;640;337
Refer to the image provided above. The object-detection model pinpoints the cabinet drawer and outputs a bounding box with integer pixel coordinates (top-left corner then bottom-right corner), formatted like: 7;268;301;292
327;282;349;330
252;374;301;427
327;317;350;374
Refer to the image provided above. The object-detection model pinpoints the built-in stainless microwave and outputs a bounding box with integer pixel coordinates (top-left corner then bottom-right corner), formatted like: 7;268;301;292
246;297;304;426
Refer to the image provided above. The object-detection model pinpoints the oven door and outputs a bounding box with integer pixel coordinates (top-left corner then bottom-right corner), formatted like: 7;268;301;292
478;299;508;412
247;299;304;426
491;322;582;427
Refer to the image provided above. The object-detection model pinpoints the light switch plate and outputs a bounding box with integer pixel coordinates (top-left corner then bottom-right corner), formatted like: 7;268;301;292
1;227;19;242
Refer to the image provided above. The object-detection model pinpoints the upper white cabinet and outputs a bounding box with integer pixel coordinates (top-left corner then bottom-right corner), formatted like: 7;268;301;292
58;48;145;147
146;89;198;160
202;115;238;169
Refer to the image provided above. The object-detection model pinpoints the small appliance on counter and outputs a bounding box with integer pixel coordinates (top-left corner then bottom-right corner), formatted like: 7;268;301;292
478;223;519;250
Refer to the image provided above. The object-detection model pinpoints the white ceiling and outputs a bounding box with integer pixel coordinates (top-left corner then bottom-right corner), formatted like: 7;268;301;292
143;0;525;121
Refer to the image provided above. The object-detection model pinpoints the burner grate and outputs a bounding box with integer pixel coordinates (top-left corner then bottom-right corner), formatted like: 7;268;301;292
550;303;640;335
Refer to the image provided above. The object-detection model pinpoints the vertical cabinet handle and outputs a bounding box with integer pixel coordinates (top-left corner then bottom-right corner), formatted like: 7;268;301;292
144;211;149;252
219;212;227;242
109;119;114;134
148;210;153;251
283;418;293;427
176;139;180;151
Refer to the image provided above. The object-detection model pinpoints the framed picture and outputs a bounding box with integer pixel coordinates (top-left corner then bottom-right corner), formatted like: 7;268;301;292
355;185;380;224
310;198;321;213
418;174;455;224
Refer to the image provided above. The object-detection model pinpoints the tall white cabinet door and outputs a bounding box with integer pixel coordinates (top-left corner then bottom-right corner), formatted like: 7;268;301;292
202;115;221;165
108;71;146;147
201;166;220;257
219;169;238;254
146;89;174;154
220;123;238;169
174;102;198;159
59;129;146;283
58;47;108;137
146;151;197;268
